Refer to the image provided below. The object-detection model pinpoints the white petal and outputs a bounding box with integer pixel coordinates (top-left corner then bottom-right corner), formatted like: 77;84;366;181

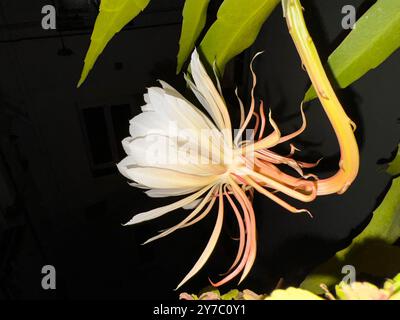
128;182;150;189
175;185;224;289
120;166;218;189
143;186;217;244
147;86;215;134
124;184;215;225
159;80;219;132
120;135;226;176
128;111;170;140
182;198;203;210
141;104;153;112
145;187;201;198
189;50;231;136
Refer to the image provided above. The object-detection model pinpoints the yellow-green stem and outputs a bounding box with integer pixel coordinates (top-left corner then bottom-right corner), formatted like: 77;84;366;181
283;0;359;195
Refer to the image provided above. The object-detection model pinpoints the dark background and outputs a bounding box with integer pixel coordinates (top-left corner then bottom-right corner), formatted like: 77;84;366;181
0;0;399;299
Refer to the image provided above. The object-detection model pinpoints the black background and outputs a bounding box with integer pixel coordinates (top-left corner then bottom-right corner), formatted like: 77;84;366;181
0;0;399;299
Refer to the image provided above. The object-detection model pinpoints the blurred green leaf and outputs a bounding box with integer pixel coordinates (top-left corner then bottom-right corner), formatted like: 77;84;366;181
220;289;240;300
304;0;400;101
198;285;220;296
78;0;151;87
265;287;323;300
352;178;400;245
387;145;400;176
176;0;211;74
199;0;280;73
386;273;400;298
351;243;400;278
180;275;400;300
301;177;400;294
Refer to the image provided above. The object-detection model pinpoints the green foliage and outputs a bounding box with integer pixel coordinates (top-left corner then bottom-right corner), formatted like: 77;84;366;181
265;288;323;300
180;274;400;300
176;0;211;74
180;288;263;300
221;289;240;300
199;0;280;73
78;0;400;92
77;0;151;87
387;145;400;176
301;177;400;294
78;0;280;85
181;287;241;300
334;277;399;300
304;0;400;101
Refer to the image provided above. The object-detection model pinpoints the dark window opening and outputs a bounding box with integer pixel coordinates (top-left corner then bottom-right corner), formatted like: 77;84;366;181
110;104;131;160
80;103;133;178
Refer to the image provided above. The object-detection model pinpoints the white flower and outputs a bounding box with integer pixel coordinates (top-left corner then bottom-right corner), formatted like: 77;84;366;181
117;50;321;289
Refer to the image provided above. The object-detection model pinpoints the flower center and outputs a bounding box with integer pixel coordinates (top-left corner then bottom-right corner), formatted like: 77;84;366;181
219;148;247;182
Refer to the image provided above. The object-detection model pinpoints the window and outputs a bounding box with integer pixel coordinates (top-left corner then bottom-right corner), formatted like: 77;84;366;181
80;103;133;177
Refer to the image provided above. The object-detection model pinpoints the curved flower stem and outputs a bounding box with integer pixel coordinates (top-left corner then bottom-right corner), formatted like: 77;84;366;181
282;0;359;195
